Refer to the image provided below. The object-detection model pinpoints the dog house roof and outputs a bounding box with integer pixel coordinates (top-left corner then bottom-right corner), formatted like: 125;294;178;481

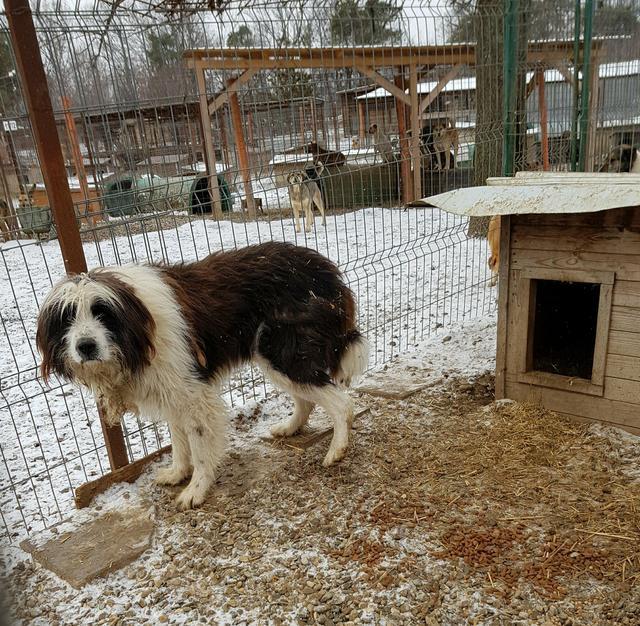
414;172;640;217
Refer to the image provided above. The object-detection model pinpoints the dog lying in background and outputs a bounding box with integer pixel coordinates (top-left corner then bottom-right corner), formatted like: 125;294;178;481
598;144;640;173
487;215;501;286
433;120;459;170
287;162;326;233
368;123;395;163
307;142;346;167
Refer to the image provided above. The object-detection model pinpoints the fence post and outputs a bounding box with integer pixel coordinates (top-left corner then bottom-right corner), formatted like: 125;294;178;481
5;0;129;472
502;0;519;177
578;0;595;172
570;0;582;171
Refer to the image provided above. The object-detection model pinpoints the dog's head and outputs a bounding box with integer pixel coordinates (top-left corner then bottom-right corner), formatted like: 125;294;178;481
36;270;156;383
287;171;305;186
367;124;378;135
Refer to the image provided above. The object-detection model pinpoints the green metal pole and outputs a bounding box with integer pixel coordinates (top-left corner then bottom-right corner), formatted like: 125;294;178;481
569;0;581;171
502;0;520;176
578;0;595;171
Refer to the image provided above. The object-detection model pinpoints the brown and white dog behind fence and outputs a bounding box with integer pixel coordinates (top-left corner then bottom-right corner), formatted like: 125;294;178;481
598;144;640;173
367;123;395;163
287;162;326;233
36;242;369;510
433;119;459;170
487;215;501;286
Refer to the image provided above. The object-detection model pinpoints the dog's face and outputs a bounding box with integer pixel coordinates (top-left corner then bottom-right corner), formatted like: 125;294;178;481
367;124;378;135
36;271;155;382
287;171;305;186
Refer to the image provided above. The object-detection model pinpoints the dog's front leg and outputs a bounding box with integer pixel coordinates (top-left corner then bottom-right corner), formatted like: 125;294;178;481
156;421;192;485
175;392;227;510
294;206;302;233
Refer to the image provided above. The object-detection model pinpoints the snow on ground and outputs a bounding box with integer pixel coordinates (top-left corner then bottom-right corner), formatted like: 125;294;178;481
0;205;495;541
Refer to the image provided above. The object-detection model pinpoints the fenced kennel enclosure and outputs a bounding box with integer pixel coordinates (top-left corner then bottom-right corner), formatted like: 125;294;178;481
1;0;640;541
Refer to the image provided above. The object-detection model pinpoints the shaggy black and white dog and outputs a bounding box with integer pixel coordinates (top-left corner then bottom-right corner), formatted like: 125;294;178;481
36;242;368;509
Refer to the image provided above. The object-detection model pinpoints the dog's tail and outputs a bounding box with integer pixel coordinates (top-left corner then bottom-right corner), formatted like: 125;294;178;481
335;331;369;387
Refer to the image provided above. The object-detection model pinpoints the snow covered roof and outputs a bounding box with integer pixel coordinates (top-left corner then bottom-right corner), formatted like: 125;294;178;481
356;60;640;100
413;172;640;217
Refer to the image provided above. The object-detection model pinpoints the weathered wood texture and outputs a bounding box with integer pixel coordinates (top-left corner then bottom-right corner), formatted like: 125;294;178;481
499;208;640;432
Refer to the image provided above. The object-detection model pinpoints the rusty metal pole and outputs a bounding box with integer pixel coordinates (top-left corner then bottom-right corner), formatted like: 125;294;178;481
5;0;129;472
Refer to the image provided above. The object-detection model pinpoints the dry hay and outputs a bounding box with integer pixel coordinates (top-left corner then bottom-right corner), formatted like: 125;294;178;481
421;399;640;599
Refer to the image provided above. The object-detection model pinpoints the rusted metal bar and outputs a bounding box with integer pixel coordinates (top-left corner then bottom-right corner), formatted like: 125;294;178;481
535;70;550;171
6;0;129;471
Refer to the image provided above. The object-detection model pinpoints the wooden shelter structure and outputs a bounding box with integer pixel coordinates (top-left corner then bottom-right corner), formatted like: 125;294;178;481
184;41;600;217
419;172;640;434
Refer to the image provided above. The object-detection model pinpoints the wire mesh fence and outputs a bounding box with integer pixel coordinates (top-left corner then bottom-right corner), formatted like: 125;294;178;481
1;0;639;541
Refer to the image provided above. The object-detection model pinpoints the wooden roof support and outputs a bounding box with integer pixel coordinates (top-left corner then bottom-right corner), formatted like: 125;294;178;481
208;69;257;115
227;76;256;218
418;64;464;116
194;60;223;219
394;72;412;204
358;66;411;105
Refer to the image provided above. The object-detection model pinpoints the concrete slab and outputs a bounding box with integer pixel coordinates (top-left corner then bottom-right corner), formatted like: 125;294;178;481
21;505;155;589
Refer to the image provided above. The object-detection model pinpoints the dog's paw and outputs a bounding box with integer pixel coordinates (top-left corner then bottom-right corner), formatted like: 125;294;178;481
175;484;206;510
270;420;299;438
155;465;190;486
322;443;348;467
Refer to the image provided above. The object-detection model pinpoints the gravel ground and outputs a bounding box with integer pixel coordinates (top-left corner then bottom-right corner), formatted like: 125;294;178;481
3;363;640;625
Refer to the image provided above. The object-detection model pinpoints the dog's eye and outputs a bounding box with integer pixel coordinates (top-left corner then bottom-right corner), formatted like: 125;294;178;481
91;301;118;330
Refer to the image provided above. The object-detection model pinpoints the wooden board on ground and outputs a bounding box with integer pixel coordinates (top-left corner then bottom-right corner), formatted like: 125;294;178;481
260;405;369;452
20;505;155;589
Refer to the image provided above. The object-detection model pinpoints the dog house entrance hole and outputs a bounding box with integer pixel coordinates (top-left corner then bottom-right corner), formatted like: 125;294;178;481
530;279;600;380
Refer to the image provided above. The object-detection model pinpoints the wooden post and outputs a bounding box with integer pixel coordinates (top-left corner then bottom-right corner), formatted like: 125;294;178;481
535;70;550;171
5;0;129;471
228;77;256;219
394;71;412;204
409;64;422;201
62;96;97;224
332;100;340;150
310;98;318;143
299;106;306;145
219;108;230;168
247;110;255;148
358;100;366;144
194;61;223;219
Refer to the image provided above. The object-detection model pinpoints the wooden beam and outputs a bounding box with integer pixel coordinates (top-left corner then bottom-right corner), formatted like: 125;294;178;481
75;445;171;509
409;63;422;201
358;100;366;143
228;76;256;219
195;61;223;219
394;72;412;204
356;66;411;106
554;61;574;84
62;96;97;225
524;71;538;99
418;64;464;115
535;69;550;171
208;69;257;115
495;216;511;399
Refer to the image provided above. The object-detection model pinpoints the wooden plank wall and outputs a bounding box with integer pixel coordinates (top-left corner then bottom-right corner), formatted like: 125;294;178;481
503;208;640;435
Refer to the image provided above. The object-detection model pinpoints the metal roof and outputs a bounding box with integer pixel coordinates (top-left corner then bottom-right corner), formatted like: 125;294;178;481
413;172;640;217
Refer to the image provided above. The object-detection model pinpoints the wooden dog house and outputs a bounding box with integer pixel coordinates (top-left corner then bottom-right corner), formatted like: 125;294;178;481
420;172;640;434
